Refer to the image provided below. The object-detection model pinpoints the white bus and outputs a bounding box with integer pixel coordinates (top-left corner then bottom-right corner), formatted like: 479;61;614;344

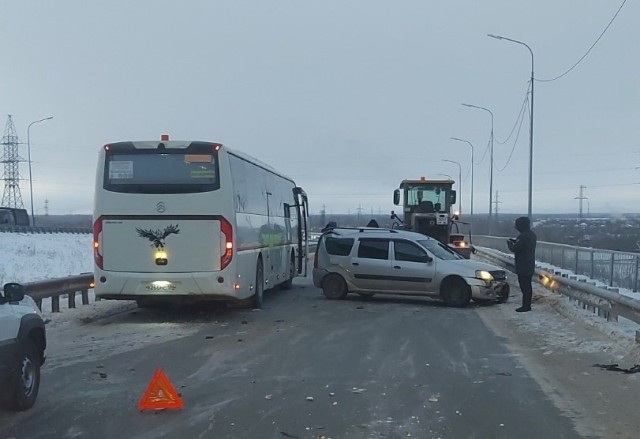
93;136;308;308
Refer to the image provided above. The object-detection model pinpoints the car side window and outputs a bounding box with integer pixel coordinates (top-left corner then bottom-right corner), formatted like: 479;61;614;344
357;239;390;260
394;240;428;263
324;237;355;256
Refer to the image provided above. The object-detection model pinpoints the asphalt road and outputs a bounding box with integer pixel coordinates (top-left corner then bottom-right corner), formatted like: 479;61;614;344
0;276;616;439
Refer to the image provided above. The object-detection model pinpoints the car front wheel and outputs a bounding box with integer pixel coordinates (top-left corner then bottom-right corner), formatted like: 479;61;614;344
441;277;472;308
11;339;41;411
498;284;510;303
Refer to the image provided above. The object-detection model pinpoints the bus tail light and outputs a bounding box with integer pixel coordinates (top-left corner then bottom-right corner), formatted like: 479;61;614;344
220;217;233;270
93;217;104;269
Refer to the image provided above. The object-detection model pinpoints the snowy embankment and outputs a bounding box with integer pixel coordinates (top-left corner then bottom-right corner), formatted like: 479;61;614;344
0;232;92;285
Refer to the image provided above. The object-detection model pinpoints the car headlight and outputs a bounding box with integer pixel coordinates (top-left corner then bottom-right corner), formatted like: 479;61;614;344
475;270;494;282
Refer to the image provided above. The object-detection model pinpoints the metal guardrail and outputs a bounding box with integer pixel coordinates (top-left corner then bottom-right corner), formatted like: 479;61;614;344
23;274;94;313
0;225;91;234
474;235;640;292
476;246;640;341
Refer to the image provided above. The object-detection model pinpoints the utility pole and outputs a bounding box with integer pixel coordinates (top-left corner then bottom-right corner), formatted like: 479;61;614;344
493;191;502;219
574;185;587;220
487;34;535;221
0;115;25;209
356;204;363;224
461;104;494;230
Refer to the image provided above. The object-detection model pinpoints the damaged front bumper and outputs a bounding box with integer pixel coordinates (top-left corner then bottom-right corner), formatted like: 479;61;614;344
467;278;510;301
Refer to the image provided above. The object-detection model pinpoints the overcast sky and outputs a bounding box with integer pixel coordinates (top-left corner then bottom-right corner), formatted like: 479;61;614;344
1;0;637;216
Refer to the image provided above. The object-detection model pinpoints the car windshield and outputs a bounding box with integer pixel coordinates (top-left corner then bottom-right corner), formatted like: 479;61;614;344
417;239;463;260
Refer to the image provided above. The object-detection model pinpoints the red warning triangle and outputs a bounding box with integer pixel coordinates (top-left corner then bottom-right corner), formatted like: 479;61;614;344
138;368;184;411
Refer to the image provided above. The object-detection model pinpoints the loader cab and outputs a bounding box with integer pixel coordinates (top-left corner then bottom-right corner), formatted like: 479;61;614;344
392;178;456;245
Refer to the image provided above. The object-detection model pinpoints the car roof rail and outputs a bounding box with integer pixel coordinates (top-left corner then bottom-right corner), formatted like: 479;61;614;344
326;227;399;234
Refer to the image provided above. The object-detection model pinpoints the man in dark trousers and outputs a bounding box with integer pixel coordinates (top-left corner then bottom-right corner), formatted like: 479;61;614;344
507;216;537;312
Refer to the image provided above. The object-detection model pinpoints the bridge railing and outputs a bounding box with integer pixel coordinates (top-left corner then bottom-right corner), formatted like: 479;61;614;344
475;247;640;341
473;235;640;292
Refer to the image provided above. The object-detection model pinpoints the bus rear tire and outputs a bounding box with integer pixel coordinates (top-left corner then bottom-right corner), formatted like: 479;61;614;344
252;260;264;309
280;254;295;290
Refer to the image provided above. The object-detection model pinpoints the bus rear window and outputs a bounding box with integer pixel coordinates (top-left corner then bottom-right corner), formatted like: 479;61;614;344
104;151;220;194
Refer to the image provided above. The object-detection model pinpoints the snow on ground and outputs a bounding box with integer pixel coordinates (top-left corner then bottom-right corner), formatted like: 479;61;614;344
0;231;92;285
477;246;640;349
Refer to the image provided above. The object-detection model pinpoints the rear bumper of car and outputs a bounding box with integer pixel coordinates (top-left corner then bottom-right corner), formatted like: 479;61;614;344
312;268;328;288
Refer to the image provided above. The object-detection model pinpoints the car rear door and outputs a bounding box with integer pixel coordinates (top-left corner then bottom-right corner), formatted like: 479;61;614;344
348;238;394;292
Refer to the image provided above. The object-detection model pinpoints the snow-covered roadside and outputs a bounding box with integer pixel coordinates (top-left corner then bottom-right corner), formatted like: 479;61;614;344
0;232;92;284
0;231;110;318
476;246;640;349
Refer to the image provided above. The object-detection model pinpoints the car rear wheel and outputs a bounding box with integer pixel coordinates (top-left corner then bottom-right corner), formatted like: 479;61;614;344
10;339;41;411
322;274;348;300
441;277;471;308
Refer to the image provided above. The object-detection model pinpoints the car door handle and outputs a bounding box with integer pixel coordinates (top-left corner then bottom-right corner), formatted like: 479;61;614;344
352;262;359;266
394;266;401;269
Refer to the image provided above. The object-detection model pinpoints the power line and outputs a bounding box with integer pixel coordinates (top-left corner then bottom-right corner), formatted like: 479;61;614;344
536;0;629;82
496;94;529;172
494;81;531;145
474;137;491;166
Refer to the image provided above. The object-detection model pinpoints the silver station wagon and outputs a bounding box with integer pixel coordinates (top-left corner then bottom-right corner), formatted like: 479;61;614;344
312;227;509;307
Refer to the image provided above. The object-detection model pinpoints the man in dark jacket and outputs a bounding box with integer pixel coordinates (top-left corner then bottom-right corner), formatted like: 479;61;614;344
507;216;537;312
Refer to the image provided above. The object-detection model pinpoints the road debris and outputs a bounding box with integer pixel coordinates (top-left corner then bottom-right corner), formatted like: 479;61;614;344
593;363;640;374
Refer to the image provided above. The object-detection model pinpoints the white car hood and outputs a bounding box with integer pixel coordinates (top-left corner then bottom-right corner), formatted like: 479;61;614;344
444;258;504;277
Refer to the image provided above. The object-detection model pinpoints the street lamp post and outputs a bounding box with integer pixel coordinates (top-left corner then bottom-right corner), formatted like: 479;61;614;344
488;33;535;221
437;173;452;180
443;159;462;215
461;103;494;230
450;137;474;218
27;116;53;226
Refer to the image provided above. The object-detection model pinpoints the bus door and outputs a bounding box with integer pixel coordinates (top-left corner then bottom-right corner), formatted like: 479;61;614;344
293;187;309;276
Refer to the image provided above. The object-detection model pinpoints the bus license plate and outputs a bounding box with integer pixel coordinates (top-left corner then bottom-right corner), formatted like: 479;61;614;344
145;282;177;292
